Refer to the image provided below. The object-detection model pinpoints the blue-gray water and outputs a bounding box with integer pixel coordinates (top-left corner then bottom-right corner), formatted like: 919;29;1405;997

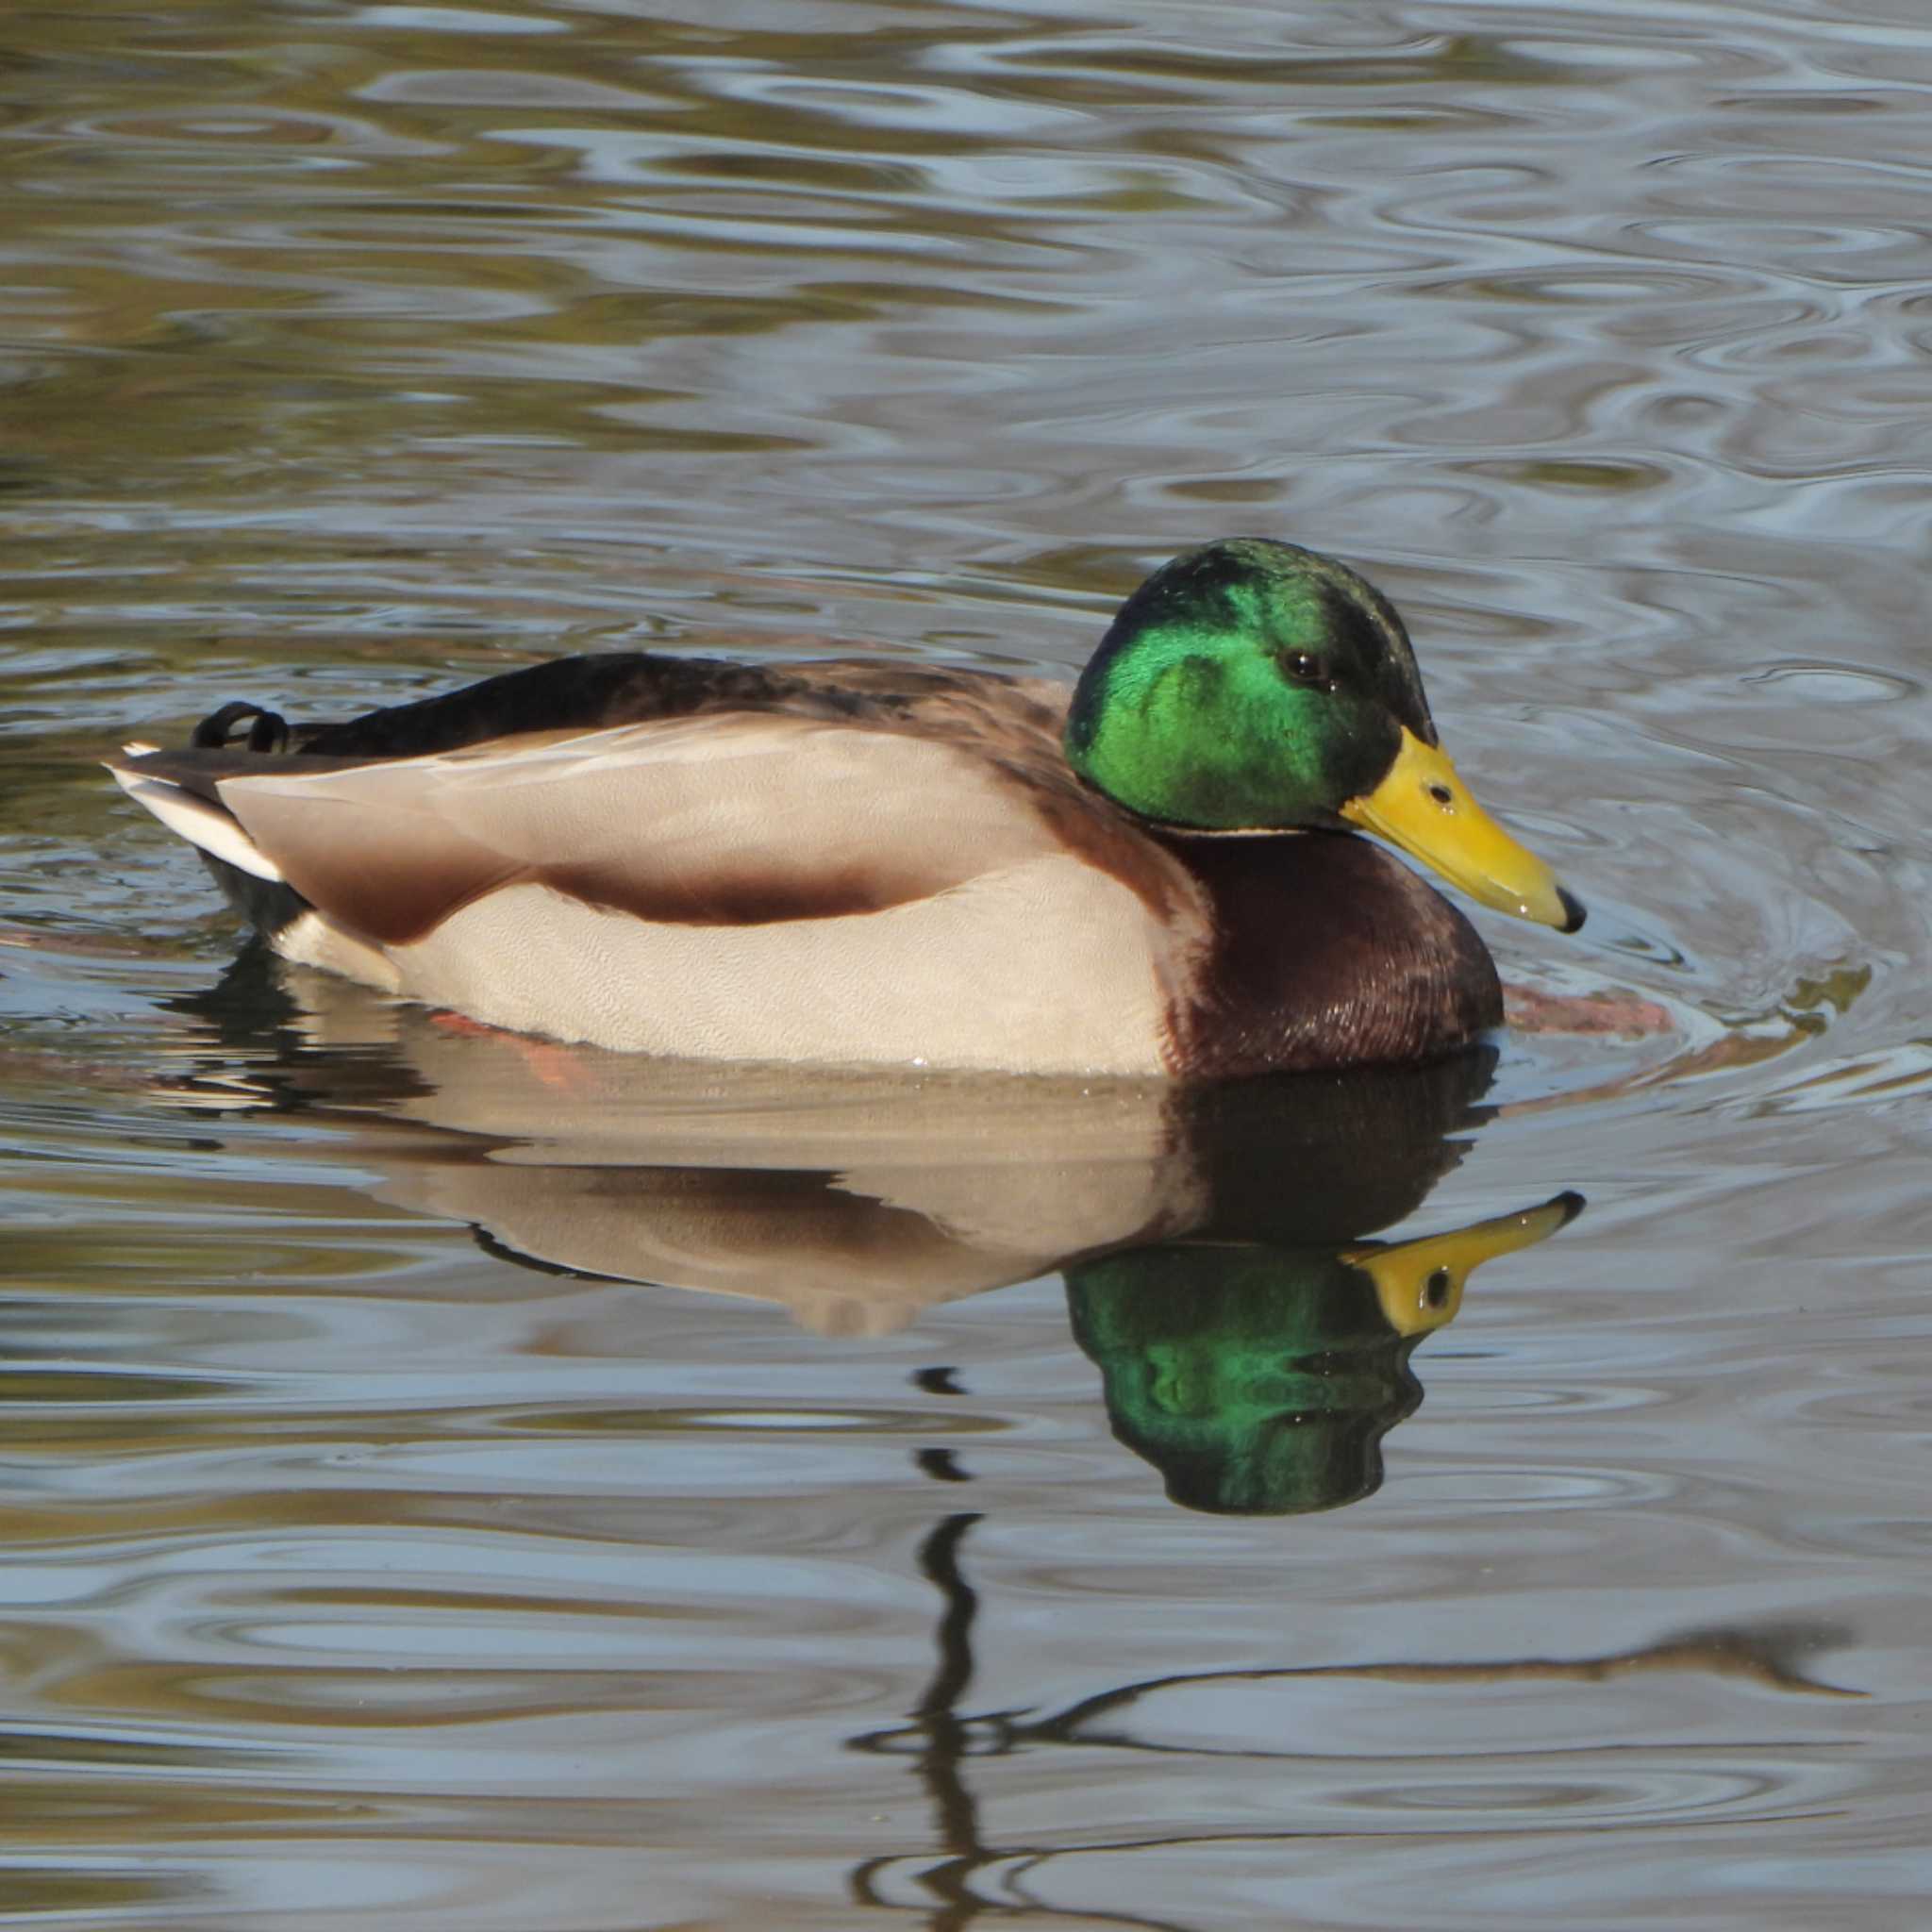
3;3;1930;1925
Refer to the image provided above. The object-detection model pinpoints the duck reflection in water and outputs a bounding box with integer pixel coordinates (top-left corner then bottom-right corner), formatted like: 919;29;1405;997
166;953;1583;1516
1068;1188;1577;1515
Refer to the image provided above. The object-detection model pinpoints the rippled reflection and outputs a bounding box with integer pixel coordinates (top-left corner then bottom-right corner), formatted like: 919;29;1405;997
155;953;1584;1517
846;1510;1857;1924
1068;1194;1578;1515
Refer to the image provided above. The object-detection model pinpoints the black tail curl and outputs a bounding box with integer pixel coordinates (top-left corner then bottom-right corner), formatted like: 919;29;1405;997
192;702;291;754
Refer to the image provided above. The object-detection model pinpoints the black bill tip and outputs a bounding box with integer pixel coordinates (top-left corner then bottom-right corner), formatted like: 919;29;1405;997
1557;887;1588;935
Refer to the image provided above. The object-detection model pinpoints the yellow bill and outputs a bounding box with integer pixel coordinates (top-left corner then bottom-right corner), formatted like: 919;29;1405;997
1343;1191;1584;1338
1341;727;1584;932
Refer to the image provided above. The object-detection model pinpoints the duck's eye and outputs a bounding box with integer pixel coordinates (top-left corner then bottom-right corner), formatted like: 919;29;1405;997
1286;652;1330;686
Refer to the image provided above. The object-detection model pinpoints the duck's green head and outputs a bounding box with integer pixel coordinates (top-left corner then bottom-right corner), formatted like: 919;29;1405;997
1064;538;1583;932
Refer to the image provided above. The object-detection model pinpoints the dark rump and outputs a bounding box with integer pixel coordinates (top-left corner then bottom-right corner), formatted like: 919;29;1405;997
293;654;797;758
284;653;1027;761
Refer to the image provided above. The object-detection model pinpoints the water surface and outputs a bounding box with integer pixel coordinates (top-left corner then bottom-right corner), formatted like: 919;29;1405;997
3;1;1930;1925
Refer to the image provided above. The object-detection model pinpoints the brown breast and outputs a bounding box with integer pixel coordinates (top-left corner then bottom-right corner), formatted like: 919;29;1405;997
1159;831;1503;1078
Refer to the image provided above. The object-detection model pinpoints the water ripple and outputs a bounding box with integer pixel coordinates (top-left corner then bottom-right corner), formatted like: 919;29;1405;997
5;0;1932;1925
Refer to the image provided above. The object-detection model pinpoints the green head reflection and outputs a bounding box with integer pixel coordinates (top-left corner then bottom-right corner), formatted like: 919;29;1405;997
1066;1193;1582;1516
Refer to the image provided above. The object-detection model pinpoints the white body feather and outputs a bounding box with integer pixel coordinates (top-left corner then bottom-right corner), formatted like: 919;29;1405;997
114;714;1207;1075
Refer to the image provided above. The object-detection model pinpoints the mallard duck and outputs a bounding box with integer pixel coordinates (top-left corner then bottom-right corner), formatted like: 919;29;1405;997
110;538;1583;1076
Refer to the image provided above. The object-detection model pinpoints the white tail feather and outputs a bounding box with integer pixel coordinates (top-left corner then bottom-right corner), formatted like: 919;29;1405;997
109;767;285;881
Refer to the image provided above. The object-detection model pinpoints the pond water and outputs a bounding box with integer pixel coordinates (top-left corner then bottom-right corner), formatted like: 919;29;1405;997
3;1;1930;1925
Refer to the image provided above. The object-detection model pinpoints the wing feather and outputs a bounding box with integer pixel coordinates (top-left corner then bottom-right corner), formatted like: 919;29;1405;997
206;713;1110;944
